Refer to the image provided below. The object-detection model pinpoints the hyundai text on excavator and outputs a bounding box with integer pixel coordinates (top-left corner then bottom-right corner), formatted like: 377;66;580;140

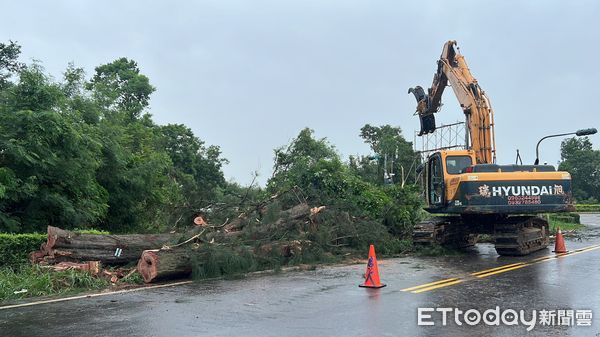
409;40;574;255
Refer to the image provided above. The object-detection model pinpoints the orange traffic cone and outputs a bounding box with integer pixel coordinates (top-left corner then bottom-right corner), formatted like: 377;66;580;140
359;244;386;288
554;227;567;253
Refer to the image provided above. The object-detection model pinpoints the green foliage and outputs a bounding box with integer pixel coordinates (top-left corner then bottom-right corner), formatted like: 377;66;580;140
94;117;182;233
0;108;108;232
575;204;600;212
559;137;600;202
0;41;227;234
266;127;423;256
0;40;24;89
548;213;580;224
158;124;227;226
0;265;109;302
307;207;411;256
267;128;415;220
86;57;155;120
548;219;584;234
381;185;423;236
73;228;110;235
192;246;261;279
0;233;46;268
268;128;338;196
120;270;144;284
355;124;418;185
7;63;64;111
539;213;584;234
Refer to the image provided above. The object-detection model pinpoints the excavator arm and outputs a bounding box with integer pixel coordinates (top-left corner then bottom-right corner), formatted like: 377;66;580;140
409;40;496;164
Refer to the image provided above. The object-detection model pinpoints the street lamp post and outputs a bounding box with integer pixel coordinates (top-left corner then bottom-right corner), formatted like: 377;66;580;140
534;128;597;165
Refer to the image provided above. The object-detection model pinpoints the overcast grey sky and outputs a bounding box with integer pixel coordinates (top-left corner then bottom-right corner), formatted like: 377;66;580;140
2;0;599;185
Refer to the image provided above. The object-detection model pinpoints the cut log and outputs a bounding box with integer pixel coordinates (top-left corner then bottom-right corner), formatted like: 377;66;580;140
46;226;176;251
137;248;206;283
47;261;101;275
278;203;311;221
31;226;178;265
41;248;149;265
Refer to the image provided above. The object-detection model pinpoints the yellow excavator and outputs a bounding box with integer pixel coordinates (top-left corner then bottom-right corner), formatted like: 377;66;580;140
409;40;574;255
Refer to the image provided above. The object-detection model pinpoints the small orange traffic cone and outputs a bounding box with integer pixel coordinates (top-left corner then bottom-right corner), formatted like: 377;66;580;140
554;227;567;253
359;244;386;288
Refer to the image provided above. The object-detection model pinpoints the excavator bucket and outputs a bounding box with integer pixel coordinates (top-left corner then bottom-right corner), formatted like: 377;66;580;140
408;86;436;135
418;113;436;135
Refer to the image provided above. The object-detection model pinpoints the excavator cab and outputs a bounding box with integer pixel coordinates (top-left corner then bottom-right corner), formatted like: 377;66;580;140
427;153;444;206
424;150;475;209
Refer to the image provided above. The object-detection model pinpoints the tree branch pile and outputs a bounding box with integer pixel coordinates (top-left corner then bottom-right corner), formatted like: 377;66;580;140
28;192;367;284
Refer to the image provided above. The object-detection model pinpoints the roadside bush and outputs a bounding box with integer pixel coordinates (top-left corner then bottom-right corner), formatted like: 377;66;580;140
0;233;45;268
381;185;423;236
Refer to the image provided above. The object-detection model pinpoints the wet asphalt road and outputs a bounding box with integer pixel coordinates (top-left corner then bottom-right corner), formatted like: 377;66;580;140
2;214;600;337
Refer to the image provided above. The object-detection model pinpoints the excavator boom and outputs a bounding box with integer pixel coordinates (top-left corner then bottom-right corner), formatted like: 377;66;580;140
409;40;496;164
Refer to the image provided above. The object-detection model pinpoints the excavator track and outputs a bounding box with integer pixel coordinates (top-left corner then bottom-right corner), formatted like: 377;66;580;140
413;217;478;248
413;215;549;255
493;216;549;256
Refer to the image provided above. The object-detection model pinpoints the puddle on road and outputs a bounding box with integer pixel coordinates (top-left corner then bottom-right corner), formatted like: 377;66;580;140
576;213;600;240
174;298;192;304
410;264;425;270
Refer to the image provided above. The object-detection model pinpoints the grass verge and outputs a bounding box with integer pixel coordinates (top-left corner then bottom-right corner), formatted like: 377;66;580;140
0;265;109;302
548;219;584;233
547;213;584;234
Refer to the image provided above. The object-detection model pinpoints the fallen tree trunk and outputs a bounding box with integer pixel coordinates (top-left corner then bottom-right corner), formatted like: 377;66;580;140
31;226;178;265
138;239;313;283
137;248;208;283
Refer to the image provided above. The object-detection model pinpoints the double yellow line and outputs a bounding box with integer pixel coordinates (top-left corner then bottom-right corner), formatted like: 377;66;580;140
401;278;463;294
471;262;527;278
401;243;600;294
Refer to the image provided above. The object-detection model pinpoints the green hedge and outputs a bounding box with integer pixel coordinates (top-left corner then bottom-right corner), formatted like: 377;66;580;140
0;233;46;268
575;204;600;213
549;213;580;224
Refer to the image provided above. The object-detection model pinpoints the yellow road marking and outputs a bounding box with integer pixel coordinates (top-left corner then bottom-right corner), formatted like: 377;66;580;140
470;262;525;276
529;255;555;262
412;279;464;293
554;245;600;259
402;243;600;294
401;278;459;292
475;264;527;278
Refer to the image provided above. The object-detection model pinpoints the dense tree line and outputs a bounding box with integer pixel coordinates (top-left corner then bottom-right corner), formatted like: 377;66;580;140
0;41;226;233
0;40;424;237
